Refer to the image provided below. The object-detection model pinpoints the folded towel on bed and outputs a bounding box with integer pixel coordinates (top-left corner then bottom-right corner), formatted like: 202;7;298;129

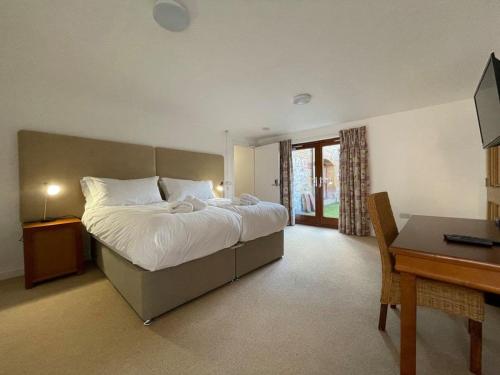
184;195;208;211
239;193;260;205
168;201;194;213
230;197;246;206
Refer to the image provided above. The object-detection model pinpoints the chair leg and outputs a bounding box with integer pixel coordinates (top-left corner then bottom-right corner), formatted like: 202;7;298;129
390;304;397;309
378;304;388;331
469;319;482;375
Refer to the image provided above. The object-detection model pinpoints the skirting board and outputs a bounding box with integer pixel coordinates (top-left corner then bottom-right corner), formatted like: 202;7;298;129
0;268;24;281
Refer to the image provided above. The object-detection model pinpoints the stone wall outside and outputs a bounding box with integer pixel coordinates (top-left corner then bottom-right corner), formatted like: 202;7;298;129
292;145;340;213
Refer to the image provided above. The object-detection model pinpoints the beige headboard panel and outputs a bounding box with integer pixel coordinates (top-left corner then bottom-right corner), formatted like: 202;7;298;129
155;147;224;188
18;130;156;222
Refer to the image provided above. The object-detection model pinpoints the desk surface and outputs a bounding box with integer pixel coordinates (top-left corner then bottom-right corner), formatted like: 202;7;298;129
391;215;500;268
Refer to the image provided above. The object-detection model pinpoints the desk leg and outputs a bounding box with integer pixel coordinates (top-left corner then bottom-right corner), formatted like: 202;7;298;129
400;272;417;375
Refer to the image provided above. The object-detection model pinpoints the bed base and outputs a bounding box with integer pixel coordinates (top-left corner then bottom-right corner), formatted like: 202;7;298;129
235;231;284;278
92;230;284;323
93;241;235;322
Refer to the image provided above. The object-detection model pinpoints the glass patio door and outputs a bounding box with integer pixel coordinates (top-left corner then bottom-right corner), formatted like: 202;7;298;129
292;145;316;220
292;138;340;228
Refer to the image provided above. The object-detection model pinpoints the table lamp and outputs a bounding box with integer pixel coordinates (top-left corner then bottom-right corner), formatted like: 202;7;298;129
216;181;224;193
42;183;60;222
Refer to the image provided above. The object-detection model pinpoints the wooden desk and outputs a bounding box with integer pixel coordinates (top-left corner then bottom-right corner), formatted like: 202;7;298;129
390;216;500;375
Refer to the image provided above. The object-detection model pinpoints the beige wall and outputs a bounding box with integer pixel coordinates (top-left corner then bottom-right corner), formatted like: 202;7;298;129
234;145;255;196
257;99;487;229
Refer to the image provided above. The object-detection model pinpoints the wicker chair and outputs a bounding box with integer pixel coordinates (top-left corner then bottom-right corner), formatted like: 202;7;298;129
367;192;485;375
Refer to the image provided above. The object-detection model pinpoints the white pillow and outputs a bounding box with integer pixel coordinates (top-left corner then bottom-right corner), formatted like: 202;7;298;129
81;176;163;208
80;178;96;209
159;177;215;202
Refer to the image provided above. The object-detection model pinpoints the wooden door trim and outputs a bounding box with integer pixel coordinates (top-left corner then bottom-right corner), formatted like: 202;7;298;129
292;138;340;228
292;138;340;150
314;144;323;225
293;143;317;224
487;146;500;220
488;147;500;187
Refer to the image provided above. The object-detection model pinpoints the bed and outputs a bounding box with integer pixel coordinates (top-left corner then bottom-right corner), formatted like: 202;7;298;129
82;203;242;271
206;198;287;277
207;198;288;242
155;156;287;278
18;130;285;323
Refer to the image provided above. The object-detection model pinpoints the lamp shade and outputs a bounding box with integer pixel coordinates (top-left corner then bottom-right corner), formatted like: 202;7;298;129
47;184;60;196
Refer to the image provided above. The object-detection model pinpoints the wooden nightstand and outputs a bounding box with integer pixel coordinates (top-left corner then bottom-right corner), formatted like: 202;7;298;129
22;218;84;289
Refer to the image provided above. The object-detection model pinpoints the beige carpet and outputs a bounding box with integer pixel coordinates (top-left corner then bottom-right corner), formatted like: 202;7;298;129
1;225;499;374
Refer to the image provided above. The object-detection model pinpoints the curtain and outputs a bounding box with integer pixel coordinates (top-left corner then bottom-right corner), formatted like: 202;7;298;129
339;126;370;236
280;140;295;225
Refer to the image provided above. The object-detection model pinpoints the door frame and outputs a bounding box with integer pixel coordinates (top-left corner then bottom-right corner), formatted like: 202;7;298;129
293;138;340;228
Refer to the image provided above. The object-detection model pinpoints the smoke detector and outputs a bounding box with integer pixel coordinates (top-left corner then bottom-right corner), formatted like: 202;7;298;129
293;93;312;105
153;0;190;32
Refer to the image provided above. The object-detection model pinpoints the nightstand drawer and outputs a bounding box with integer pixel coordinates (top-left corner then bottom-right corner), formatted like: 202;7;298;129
23;218;84;288
30;227;78;281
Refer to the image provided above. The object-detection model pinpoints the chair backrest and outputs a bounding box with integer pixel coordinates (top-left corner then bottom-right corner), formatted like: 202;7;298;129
367;192;399;275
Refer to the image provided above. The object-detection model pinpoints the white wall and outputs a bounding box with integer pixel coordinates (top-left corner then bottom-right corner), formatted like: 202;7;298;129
258;99;487;228
234;145;255;196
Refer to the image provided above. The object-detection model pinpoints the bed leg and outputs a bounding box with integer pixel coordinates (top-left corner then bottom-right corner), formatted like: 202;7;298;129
143;319;153;326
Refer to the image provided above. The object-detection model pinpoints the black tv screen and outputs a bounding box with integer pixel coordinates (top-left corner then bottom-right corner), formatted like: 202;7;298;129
474;53;500;148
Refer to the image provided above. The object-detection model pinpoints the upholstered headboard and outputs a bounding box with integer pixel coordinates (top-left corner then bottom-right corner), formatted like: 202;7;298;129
155;147;224;189
18;130;156;222
18;130;225;222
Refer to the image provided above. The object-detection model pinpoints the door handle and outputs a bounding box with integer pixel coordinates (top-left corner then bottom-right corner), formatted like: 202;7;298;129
315;176;322;189
316;176;326;190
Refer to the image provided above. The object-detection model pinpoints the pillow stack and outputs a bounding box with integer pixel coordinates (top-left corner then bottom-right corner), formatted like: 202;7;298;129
159;177;215;202
81;176;163;209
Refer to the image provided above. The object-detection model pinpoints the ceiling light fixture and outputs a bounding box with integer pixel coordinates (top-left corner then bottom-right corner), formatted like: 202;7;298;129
293;93;312;105
153;0;190;32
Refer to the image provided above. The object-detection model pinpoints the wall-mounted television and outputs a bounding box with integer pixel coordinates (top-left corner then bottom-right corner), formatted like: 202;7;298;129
474;53;500;148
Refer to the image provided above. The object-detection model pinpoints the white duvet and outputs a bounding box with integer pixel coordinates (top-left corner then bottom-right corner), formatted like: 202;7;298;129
207;199;289;242
82;202;242;271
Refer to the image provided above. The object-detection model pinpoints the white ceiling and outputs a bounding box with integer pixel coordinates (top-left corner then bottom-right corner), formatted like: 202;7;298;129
2;0;500;141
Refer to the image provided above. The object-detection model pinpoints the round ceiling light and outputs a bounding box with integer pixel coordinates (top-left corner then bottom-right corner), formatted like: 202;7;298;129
293;93;312;105
153;0;190;32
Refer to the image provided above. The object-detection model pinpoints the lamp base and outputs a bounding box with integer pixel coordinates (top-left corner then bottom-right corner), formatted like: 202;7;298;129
40;217;57;223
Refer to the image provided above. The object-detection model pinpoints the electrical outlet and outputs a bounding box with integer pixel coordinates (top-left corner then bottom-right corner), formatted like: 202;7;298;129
400;213;412;219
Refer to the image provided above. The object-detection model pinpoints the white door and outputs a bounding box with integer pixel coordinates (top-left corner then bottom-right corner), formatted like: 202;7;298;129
254;143;280;203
